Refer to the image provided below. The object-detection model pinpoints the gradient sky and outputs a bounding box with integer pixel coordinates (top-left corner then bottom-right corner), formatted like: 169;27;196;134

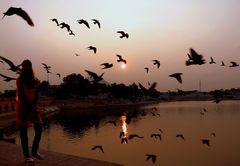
0;0;240;92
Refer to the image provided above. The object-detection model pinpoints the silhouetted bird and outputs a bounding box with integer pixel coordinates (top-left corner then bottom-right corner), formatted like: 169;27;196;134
91;19;100;28
50;18;59;26
85;70;104;84
186;48;205;65
146;154;156;163
221;61;225;66
91;145;104;153
116;54;127;64
107;120;116;126
152;60;160;68
128;134;144;140
87;46;97;54
144;67;149;73
209;57;216;64
77;19;90;29
169;73;183;83
59;22;71;32
150;134;162;140
42;63;51;70
101;63;113;69
229;61;239;67
2;7;34;26
117;31;129;38
138;82;157;97
176;134;185;140
0;56;21;72
201;139;210;147
121;137;128;144
0;73;16;82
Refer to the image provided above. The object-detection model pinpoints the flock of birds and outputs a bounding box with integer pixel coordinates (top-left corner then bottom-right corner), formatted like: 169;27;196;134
0;6;237;165
84;106;217;164
0;6;239;91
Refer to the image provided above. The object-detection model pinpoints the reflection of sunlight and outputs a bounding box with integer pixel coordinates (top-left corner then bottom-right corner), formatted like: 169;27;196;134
121;115;128;139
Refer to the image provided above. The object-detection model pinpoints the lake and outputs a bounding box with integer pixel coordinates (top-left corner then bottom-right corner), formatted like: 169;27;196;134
14;100;240;166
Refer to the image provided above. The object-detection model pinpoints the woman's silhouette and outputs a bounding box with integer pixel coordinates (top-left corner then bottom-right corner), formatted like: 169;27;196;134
16;59;44;162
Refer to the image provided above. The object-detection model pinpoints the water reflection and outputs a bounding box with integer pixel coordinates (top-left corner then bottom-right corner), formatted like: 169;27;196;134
120;115;128;144
14;100;240;166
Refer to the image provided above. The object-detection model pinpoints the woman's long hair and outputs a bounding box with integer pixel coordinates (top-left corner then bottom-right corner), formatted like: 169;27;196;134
19;59;37;89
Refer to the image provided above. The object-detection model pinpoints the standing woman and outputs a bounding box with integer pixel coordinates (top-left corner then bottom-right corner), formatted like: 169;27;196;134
16;59;44;162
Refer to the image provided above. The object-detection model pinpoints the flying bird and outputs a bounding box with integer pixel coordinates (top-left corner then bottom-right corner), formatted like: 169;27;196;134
91;145;104;153
0;73;16;82
59;22;71;32
2;7;34;26
100;63;113;69
138;82;158;98
85;70;104;84
152;60;160;68
0;56;21;72
116;54;127;64
201;139;210;147
128;134;144;140
146;154;157;163
91;19;100;28
50;18;59;26
117;31;129;38
186;48;205;65
77;19;90;29
176;134;185;140
209;57;216;64
42;63;51;70
229;61;239;67
169;73;183;84
144;67;149;73
87;46;97;54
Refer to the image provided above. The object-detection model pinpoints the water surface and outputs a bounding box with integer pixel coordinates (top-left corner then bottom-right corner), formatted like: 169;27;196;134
15;100;240;166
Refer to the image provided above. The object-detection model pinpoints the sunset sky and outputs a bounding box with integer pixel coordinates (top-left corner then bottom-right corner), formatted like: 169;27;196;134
0;0;240;92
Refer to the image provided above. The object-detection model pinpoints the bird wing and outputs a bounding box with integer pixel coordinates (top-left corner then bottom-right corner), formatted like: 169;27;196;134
0;56;18;69
148;82;157;91
14;7;34;26
138;82;147;92
116;54;122;59
117;31;124;35
85;70;98;79
92;19;100;28
0;73;16;81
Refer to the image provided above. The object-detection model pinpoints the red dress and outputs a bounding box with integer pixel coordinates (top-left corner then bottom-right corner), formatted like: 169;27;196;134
16;78;42;127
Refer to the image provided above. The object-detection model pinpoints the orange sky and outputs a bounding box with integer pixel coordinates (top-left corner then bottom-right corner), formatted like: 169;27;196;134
0;0;240;92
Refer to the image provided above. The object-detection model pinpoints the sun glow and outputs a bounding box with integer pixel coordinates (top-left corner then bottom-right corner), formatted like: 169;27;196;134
121;63;127;69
